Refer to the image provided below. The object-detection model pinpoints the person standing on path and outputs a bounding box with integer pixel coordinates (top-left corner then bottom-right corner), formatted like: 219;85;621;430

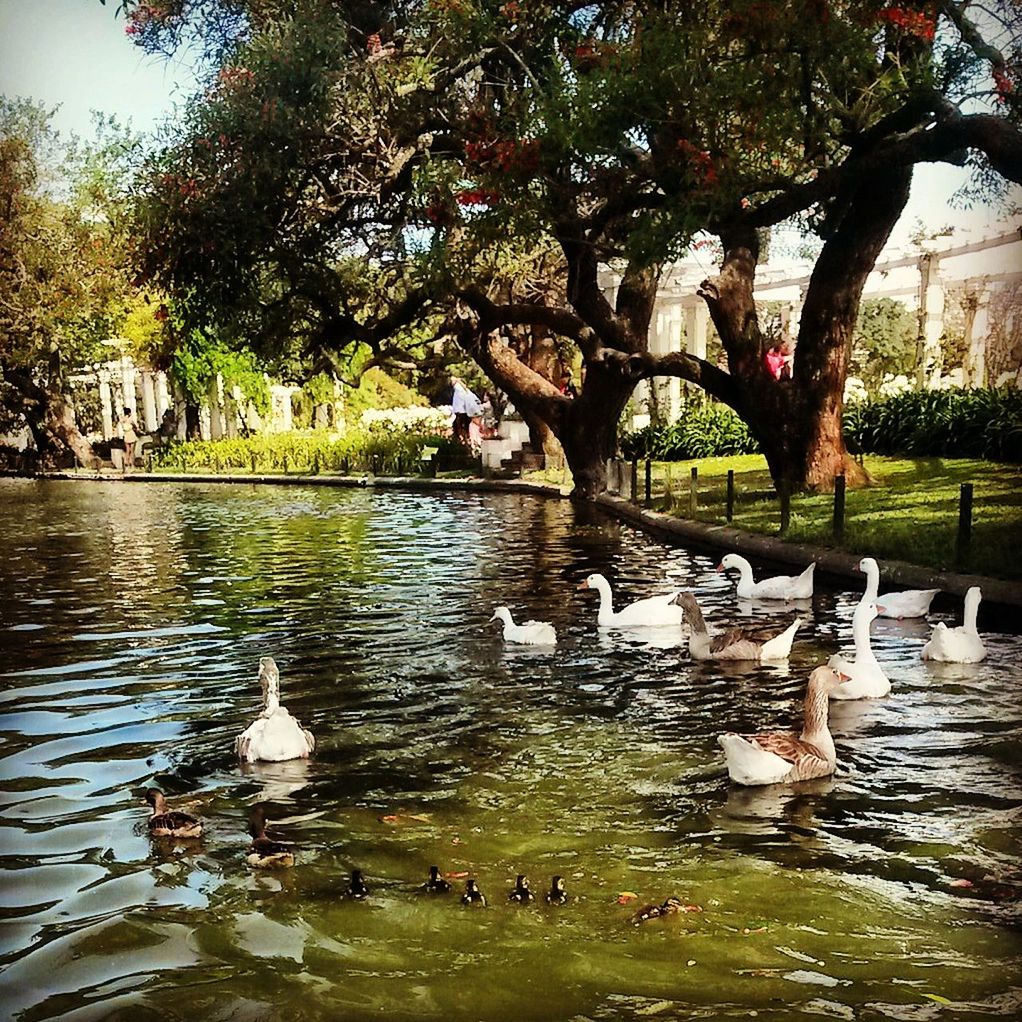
119;406;139;470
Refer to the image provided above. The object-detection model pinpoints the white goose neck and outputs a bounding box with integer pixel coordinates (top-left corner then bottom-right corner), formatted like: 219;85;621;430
732;557;754;585
963;588;981;633
852;605;879;663
495;608;514;627
592;575;614;614
860;559;880;602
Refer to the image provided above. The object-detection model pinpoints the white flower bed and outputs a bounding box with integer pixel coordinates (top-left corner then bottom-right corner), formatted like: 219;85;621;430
359;406;451;434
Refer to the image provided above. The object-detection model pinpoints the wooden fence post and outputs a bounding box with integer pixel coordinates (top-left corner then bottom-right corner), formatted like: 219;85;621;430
630;458;638;503
644;459;652;507
689;466;698;517
779;486;790;534
251;453;257;474
726;469;735;523
956;482;973;565
832;473;846;541
282;453;289;475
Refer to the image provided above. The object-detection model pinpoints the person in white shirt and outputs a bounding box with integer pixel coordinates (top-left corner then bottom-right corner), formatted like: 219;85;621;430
450;376;483;444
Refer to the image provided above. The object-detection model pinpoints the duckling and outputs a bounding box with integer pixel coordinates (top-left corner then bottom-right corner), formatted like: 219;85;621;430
419;865;451;894
246;804;295;869
545;875;568;905
144;789;203;840
508;874;535;904
630;896;684;925
344;868;370;899
461;878;486;906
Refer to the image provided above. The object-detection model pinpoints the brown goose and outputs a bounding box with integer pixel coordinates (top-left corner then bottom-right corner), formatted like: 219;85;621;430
674;592;801;661
717;666;848;785
144;789;203;839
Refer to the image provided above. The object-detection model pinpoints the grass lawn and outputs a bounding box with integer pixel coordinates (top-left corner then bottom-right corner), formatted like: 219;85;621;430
527;455;1022;580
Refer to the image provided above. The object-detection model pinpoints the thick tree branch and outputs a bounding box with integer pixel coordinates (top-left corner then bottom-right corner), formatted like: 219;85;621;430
619;349;743;412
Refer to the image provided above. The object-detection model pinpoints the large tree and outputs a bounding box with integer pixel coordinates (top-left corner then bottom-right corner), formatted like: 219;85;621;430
121;0;1022;497
0;99;140;465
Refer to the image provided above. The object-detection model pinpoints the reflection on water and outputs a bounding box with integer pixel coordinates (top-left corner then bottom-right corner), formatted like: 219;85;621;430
0;478;1020;1021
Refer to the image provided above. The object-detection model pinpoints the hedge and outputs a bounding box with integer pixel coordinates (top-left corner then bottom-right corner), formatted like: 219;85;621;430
152;430;463;475
621;388;1022;463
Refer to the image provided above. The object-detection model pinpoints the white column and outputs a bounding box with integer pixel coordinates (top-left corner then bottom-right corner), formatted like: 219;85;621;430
916;253;945;389
684;300;709;360
280;389;293;432
208;377;225;440
965;287;991;388
140;372;158;431
120;357;138;417
199;403;211;441
98;370;114;440
664;302;684;421
155;372;171;419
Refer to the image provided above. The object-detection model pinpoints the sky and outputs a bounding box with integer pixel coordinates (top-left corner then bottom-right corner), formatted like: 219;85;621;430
0;0;1018;252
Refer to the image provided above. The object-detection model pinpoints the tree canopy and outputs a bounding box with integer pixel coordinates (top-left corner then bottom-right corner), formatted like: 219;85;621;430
121;0;1022;494
0;99;143;461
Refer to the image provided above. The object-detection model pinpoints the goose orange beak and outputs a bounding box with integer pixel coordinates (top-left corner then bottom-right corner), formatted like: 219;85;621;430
876;605;886;615
837;670;851;682
715;563;723;571
577;580;590;590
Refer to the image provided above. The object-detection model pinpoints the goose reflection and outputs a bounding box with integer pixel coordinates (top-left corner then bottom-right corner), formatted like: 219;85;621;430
239;758;312;803
717;776;835;837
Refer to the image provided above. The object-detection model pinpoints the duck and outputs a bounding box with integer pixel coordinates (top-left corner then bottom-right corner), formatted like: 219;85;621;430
344;868;370;899
508;874;535;904
858;556;938;619
717;665;848;785
489;606;557;646
921;586;986;663
718;554;815;601
578;573;683;628
673;592;801;661
827;599;890;699
235;657;315;763
545;875;568;905
246;804;295;868
461;878;486;906
418;865;451;894
144;789;202;839
630;896;685;925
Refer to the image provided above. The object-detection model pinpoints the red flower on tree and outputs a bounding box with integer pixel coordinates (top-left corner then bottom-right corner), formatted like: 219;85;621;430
876;7;936;42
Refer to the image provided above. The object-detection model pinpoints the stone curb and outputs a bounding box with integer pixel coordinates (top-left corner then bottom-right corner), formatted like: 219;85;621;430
32;469;1022;609
596;493;1022;610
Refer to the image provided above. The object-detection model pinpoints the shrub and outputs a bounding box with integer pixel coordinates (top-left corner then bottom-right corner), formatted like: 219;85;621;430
152;429;463;475
621;403;759;460
844;387;1022;462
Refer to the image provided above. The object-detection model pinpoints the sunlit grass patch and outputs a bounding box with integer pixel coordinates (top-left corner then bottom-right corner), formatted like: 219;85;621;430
528;455;1022;579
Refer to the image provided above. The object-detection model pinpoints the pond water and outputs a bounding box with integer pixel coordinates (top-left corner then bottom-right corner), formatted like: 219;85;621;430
0;479;1020;1022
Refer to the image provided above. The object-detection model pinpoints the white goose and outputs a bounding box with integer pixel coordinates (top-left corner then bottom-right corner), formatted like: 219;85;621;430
578;573;683;628
858;556;938;619
719;553;815;601
921;586;986;663
718;666;847;785
827;599;890;699
235;657;315;763
489;606;557;646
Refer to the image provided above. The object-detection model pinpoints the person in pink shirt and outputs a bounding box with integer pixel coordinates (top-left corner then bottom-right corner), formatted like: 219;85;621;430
765;341;793;381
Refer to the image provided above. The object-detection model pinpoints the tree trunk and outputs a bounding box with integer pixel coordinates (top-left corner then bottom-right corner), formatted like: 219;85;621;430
701;167;911;493
522;410;562;458
555;363;635;499
1;365;96;469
